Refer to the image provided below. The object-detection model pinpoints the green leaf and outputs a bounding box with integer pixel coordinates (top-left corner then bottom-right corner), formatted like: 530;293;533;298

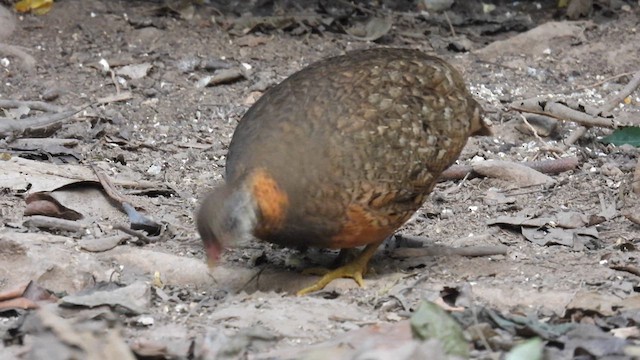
601;126;640;147
505;338;544;360
410;300;469;357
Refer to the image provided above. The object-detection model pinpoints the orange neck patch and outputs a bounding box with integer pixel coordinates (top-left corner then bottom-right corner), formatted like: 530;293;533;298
249;169;290;237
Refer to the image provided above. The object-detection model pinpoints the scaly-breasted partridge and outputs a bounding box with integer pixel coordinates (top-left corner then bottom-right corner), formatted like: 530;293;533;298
197;47;491;295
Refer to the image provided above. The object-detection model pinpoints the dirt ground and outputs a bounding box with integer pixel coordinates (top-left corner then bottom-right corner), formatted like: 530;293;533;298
1;0;639;359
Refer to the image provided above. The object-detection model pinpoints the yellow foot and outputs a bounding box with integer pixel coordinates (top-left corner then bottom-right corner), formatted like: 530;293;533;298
296;241;382;296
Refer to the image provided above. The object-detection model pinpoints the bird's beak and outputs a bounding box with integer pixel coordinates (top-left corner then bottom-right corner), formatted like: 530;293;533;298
205;242;222;268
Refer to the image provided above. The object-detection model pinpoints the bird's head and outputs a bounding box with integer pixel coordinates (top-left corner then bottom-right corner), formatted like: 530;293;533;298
196;183;258;266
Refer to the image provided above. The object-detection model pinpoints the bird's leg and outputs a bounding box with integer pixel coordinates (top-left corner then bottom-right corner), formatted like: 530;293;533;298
296;240;383;296
302;248;357;275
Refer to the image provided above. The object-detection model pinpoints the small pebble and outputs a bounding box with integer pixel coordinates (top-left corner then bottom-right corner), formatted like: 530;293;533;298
137;316;154;326
440;208;454;219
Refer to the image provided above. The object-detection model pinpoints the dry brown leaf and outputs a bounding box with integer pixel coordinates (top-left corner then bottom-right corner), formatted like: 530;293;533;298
25;192;84;220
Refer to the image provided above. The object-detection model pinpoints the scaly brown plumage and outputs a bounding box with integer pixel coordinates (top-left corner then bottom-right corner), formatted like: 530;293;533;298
196;48;491;295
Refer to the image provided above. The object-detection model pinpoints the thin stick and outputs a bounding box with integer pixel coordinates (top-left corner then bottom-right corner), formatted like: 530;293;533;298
9;138;80;147
109;69;121;95
113;224;155;244
443;11;456;37
0;99;63;113
91;164;127;205
0;109;79;139
440;156;579;182
573;71;637;92
475;59;520;71
563;70;640;147
510;104;617;128
23;215;86;233
513;70;640;146
610;265;640;277
561;126;587;149
97;91;132;104
520;114;543;142
598;70;640;113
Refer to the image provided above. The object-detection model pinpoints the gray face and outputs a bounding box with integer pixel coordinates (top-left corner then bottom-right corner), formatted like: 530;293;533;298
196;184;258;255
220;188;258;248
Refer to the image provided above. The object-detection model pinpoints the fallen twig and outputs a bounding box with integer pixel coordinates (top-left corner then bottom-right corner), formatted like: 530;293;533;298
92;164;128;206
443;11;456;37
196;68;246;88
97;91;133;104
561;70;640;149
0;102;92;140
510;101;618;128
512;69;640;146
109;69;121;95
475;59;520;71
572;71;637;92
91;164;162;236
23;215;86;233
610;265;640;277
0;109;79;139
561;126;587;148
0;99;63;113
519;113;543;141
440;156;579;182
599;70;640;113
113;224;156;245
8;137;80;148
78;234;131;252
